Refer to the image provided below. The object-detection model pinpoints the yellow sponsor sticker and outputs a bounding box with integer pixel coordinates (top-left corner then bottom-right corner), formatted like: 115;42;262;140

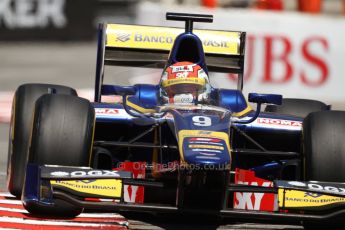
178;130;229;140
188;144;224;150
106;24;240;55
51;179;122;198
162;78;205;87
278;189;345;208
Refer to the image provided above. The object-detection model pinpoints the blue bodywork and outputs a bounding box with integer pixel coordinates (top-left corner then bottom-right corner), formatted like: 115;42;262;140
91;25;303;172
171;109;231;166
167;32;208;72
216;89;249;114
92;83;302;170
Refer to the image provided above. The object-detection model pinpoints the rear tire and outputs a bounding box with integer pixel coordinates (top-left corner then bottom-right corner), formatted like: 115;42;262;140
303;111;345;181
265;98;328;118
24;94;95;217
302;111;345;229
7;84;77;198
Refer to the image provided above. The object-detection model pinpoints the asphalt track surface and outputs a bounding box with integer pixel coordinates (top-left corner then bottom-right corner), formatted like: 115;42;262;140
0;42;306;229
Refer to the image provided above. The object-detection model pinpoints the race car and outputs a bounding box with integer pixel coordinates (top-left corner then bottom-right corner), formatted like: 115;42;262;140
6;12;345;229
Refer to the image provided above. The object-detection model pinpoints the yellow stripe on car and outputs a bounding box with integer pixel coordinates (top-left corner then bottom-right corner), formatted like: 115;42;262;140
126;96;156;114
232;104;253;117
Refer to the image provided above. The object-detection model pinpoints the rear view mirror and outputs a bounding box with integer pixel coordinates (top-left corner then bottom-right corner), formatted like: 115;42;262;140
235;93;282;124
248;93;282;105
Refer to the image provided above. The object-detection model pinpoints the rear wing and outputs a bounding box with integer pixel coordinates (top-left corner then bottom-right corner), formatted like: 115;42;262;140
94;23;246;102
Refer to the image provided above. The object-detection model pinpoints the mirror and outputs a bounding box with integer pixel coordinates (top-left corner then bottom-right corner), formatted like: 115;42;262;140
248;93;282;105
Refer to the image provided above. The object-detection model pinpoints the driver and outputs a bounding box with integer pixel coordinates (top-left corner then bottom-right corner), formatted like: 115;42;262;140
159;62;211;105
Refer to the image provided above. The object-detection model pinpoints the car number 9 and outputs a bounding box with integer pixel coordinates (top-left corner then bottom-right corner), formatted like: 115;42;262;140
192;116;211;126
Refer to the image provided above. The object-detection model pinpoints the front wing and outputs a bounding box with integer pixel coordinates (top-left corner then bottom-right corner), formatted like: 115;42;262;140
23;164;345;223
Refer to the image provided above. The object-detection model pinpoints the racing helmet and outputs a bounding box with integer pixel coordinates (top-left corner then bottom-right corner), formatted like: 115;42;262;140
160;62;211;104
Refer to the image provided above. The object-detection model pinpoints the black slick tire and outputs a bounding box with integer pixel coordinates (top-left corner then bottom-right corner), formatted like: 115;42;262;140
7;84;77;198
302;111;345;229
303;111;345;181
24;94;95;217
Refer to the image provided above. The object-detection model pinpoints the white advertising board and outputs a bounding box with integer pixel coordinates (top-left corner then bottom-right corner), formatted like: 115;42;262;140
136;2;345;108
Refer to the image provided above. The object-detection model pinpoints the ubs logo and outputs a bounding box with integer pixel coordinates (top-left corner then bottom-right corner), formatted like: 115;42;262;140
115;32;131;42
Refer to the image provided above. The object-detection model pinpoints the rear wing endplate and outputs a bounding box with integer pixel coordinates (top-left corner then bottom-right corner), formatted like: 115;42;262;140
94;23;246;102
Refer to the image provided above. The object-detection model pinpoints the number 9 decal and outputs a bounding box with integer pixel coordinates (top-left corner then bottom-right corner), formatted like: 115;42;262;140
192;116;212;126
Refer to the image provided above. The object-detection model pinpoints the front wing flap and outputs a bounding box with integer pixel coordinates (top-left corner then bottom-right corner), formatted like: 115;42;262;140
23;164;132;208
22;164;345;222
276;180;345;211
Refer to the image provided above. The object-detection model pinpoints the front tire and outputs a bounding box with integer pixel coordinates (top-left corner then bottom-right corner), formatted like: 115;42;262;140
7;84;77;198
24;94;95;217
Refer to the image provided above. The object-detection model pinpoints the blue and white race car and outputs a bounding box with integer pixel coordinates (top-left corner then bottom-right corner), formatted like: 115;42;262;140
7;12;345;229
